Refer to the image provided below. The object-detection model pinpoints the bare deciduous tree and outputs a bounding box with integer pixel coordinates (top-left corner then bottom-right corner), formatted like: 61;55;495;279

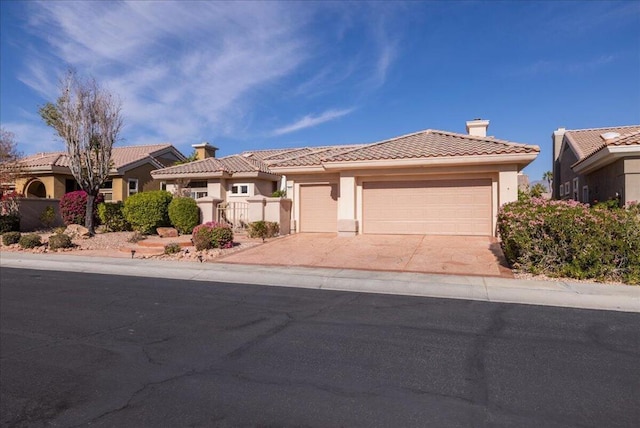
40;70;123;235
0;127;23;197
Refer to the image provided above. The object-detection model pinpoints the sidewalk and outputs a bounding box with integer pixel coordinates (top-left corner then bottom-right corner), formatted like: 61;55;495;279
1;252;638;313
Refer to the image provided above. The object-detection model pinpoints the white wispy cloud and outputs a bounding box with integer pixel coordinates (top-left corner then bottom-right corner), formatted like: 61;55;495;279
10;1;404;154
19;1;310;147
272;108;354;136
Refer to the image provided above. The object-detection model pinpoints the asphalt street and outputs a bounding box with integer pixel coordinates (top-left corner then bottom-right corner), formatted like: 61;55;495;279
1;268;639;427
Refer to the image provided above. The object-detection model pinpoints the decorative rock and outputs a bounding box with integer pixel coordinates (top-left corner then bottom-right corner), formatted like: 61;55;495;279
157;227;179;238
64;224;90;238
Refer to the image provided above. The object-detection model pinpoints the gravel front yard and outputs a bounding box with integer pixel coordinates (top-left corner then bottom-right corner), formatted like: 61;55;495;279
0;230;266;263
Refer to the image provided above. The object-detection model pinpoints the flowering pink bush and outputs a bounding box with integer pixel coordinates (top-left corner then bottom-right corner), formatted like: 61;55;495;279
59;191;104;225
497;198;640;284
192;221;234;251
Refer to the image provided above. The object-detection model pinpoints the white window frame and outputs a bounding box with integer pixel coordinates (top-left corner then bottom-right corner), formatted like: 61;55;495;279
230;183;250;197
128;178;139;196
572;178;579;192
559;185;564;197
564;182;570;196
582;186;589;203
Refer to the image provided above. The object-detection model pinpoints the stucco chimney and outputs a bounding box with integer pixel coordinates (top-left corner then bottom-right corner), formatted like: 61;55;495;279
192;142;218;160
552;128;566;162
466;119;490;137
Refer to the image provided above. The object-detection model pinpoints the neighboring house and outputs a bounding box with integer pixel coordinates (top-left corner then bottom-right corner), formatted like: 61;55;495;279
552;125;640;205
150;143;283;203
153;120;539;236
13;144;186;201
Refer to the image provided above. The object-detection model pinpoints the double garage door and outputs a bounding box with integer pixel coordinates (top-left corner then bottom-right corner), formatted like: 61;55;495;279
299;179;492;235
363;179;492;235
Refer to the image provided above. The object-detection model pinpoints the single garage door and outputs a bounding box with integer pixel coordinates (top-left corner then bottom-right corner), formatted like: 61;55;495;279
300;183;338;232
363;179;492;235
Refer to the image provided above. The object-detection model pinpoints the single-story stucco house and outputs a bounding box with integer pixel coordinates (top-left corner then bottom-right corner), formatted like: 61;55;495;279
552;125;640;205
152;120;539;236
13;144;186;202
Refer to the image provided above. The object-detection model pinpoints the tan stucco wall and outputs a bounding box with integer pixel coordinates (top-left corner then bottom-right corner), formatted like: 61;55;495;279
557;143;580;200
16;174;69;199
623;157;640;204
584;159;625;204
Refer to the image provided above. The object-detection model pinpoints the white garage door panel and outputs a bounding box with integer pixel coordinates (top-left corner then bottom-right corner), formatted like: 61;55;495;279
300;184;338;232
363;179;492;235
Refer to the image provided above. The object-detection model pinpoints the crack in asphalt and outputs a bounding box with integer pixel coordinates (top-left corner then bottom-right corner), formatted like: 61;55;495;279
465;305;508;407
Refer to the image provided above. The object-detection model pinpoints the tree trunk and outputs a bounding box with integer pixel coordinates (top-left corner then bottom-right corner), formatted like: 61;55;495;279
85;193;96;236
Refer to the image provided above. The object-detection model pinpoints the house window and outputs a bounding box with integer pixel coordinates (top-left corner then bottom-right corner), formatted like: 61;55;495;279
231;184;250;196
572;178;579;200
128;179;138;196
191;191;208;199
160;181;167;191
564;182;570;196
582;186;589;204
559;185;564;197
187;180;208;199
100;180;113;201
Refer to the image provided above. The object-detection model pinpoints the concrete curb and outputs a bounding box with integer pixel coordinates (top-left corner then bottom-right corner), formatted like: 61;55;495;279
1;252;638;313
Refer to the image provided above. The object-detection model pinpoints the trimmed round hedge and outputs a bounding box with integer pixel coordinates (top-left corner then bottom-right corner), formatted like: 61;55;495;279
168;197;200;234
122;190;173;234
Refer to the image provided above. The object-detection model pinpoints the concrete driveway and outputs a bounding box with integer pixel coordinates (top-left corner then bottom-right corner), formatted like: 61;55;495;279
220;233;513;278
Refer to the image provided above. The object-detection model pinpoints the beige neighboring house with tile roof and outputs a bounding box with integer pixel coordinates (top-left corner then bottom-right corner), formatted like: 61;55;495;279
152;120;539;236
552;125;640;205
14;144;186;202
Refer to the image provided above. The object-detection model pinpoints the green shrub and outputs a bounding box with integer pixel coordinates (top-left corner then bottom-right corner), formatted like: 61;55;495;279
247;221;279;241
0;214;20;233
497;198;640;284
122;191;173;234
164;242;182;255
271;190;286;198
2;231;21;246
98;202;131;232
593;198;621;210
192;221;234;251
48;233;73;250
168;197;200;234
39;206;57;228
19;233;42;249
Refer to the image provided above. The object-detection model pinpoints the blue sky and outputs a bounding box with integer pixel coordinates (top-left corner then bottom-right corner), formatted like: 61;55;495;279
1;1;639;181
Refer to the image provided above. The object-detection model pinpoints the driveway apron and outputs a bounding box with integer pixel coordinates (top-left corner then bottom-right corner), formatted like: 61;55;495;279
219;233;513;278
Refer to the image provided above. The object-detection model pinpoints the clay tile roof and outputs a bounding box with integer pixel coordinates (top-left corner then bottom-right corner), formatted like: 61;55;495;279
110;144;175;169
218;155;273;174
151;154;274;176
269;145;367;168
321;129;538;163
565;125;640;160
18;144;176;170
242;147;309;160
18;152;68;168
151;157;226;176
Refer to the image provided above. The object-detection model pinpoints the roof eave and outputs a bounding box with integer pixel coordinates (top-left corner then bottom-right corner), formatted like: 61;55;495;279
268;165;328;174
150;171;227;180
573;145;640;174
321;153;539;171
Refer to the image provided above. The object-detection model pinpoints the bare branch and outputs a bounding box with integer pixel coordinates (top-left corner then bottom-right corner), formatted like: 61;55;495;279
39;70;123;234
